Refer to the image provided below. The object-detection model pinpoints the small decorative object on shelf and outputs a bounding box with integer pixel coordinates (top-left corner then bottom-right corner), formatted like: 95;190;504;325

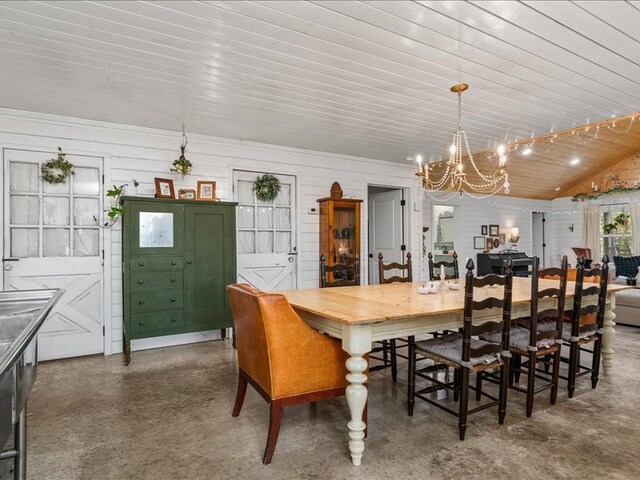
330;181;343;199
170;125;193;178
253;173;281;201
197;180;216;201
155;177;175;198
41;147;74;184
178;188;196;200
93;180;139;228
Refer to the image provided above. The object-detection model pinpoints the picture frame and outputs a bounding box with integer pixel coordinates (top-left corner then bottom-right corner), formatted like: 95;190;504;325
489;224;500;237
481;225;488;236
197;180;216;201
499;233;506;245
474;236;485;250
154;177;175;199
486;237;495;250
178;188;196;200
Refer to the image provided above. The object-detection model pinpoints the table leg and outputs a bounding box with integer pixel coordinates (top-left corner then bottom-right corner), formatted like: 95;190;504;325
602;293;616;375
345;354;367;466
14;408;26;480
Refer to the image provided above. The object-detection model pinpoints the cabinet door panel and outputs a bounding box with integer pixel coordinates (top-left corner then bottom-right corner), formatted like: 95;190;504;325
184;204;236;329
125;201;183;256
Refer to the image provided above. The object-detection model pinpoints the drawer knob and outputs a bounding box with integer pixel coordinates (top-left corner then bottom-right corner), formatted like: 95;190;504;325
138;300;145;305
171;278;177;283
187;259;193;265
171;260;177;265
138;320;145;326
138;261;145;267
138;280;144;285
171;317;177;323
171;297;177;302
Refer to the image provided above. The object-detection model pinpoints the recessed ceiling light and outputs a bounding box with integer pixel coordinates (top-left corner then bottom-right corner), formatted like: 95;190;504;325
554;187;561;191
521;147;533;156
570;158;580;165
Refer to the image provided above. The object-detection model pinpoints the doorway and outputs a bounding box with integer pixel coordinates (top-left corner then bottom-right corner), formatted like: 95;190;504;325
2;148;105;361
233;170;298;291
532;212;547;267
367;186;407;285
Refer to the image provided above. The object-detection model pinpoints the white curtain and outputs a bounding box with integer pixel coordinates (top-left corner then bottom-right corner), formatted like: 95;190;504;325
629;202;640;255
582;204;601;261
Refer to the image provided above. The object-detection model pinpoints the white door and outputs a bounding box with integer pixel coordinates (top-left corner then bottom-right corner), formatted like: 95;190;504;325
234;171;297;291
3;149;104;360
532;212;547;267
368;188;405;285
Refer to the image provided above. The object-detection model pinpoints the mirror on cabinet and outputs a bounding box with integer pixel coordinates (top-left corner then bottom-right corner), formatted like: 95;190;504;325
433;205;456;264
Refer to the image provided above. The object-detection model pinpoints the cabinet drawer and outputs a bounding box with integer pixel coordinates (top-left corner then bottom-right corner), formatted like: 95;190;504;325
130;290;183;313
130;310;183;336
130;272;183;292
130;256;183;271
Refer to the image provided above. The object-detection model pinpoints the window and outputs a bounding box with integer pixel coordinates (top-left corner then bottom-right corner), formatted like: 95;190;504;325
600;204;633;259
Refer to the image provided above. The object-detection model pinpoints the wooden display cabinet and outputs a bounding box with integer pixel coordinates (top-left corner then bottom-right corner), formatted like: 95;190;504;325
317;197;362;283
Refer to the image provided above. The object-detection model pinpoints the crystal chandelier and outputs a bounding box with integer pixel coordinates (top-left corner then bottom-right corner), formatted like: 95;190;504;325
416;84;510;200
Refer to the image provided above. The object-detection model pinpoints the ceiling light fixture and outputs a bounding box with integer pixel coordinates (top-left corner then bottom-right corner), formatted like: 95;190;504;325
521;146;533;156
570;158;580;165
415;83;509;199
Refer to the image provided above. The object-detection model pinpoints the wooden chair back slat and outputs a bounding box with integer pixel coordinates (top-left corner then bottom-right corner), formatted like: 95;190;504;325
320;254;360;288
378;252;412;284
427;251;459;281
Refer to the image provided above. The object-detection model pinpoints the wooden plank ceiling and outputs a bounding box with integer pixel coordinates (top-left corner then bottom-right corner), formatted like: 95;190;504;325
0;1;639;199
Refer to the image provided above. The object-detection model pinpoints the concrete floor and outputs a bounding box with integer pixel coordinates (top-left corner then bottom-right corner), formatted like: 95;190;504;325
2;326;640;480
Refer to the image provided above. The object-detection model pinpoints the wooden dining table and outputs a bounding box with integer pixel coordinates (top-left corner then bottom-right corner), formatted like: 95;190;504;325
281;277;628;466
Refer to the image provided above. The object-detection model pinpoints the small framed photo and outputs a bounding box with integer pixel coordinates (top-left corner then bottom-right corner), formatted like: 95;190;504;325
474;236;485;250
154;177;175;199
486;237;495;251
197;180;216;201
481;225;488;236
499;233;506;245
178;188;196;200
489;224;500;237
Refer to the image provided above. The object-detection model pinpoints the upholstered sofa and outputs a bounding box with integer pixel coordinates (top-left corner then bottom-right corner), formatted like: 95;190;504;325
611;257;640;327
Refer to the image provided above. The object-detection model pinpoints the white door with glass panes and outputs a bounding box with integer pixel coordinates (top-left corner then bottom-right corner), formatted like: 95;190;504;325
3;149;104;361
234;171;297;291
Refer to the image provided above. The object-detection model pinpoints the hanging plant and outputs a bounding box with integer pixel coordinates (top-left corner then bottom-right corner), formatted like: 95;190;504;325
170;126;193;178
93;180;139;228
41;147;74;184
253;174;281;201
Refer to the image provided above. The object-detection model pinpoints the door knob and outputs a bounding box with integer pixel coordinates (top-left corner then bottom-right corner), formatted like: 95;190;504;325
2;257;18;271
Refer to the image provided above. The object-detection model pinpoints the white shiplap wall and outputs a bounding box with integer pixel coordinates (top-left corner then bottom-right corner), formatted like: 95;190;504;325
0;108;421;355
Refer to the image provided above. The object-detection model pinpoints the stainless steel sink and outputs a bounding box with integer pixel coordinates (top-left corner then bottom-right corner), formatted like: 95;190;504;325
0;289;63;480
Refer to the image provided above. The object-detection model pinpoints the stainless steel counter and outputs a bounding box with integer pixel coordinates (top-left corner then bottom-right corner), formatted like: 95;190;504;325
0;289;63;480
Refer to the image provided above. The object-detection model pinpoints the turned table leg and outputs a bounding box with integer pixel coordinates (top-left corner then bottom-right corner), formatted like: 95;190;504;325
602;293;616;375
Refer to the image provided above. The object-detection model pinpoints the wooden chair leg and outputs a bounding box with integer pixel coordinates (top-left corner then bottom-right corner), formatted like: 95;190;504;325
499;357;509;425
525;352;536;417
475;371;482;401
513;354;522;384
458;368;470;440
568;342;578;398
390;339;398;383
407;339;416;416
263;401;283;464
453;368;461;402
591;337;602;389
232;374;248;417
550;348;561;405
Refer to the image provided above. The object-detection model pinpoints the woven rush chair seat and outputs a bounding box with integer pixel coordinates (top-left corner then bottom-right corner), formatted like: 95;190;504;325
480;326;555;352
407;258;514;440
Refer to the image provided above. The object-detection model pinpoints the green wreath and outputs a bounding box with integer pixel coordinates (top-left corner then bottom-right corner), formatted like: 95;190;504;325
253;174;281;201
41;147;74;184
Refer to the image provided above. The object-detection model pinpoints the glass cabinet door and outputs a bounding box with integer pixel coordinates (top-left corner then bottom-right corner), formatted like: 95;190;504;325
125;200;184;256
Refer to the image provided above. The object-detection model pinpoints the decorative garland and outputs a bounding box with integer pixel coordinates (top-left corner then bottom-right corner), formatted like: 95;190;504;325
170;145;192;178
572;185;640;201
41;147;74;184
253;174;281;201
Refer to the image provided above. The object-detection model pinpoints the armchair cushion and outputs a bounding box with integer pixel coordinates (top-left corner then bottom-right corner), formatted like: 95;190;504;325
613;255;640;278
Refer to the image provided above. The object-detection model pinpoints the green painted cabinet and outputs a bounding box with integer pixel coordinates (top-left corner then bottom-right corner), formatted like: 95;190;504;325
122;197;237;363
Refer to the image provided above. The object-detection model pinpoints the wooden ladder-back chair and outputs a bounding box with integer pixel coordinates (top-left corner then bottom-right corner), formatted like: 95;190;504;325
563;255;609;398
320;254;360;287
226;283;352;464
572;247;593;269
370;252;412;382
407;258;514;440
428;251;459;281
482;256;568;417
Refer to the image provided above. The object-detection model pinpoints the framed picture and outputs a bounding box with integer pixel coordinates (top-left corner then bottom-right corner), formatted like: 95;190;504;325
197;180;216;201
481;225;488;236
474;236;485;250
178;188;196;200
486;237;495;250
499;233;506;245
489;224;500;237
154;177;175;198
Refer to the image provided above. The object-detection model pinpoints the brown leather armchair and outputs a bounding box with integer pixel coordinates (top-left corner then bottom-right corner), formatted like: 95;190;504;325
226;283;351;464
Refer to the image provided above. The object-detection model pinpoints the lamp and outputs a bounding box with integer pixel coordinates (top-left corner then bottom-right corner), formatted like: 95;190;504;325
416;83;510;200
509;227;520;245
